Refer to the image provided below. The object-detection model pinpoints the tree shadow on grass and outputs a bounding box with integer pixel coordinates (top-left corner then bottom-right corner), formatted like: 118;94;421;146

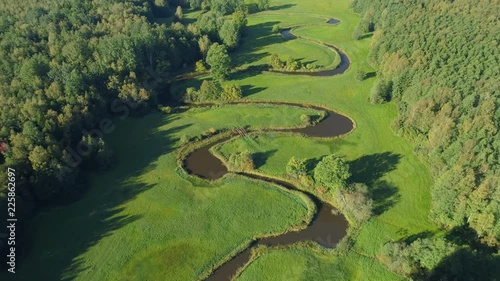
403;231;434;244
253;149;278;169
348;152;402;215
419;225;500;280
348;152;401;184
269;4;297;11
364;72;376;79
241;84;268;97
359;33;373;40
305;157;323;175
301;59;318;66
445;226;498;253
232;51;269;68
370;180;400;215
229;64;269;81
247;4;296;14
427;247;500;281
235;21;284;65
12;114;191;281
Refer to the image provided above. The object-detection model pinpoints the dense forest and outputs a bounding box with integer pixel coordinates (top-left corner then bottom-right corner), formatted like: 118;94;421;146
0;0;247;259
352;0;499;278
1;0;498;278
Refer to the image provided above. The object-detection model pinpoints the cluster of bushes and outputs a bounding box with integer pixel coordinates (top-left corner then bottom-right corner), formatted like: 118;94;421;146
381;238;455;277
0;0;205;211
375;237;498;280
184;80;242;102
369;78;392;104
193;0;247;49
228;150;255;171
270;53;318;71
0;0;226;259
254;0;271;11
179;1;251;81
286;154;373;223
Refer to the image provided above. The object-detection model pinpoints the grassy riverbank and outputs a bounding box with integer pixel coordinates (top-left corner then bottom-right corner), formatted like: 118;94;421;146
6;0;438;280
190;0;437;278
9;105;321;281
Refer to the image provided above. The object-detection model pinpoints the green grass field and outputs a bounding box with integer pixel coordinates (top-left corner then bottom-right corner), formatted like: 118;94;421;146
6;0;439;280
234;15;340;71
238;246;398;281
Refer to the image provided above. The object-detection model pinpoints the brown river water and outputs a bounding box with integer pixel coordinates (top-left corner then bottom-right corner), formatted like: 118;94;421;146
181;23;353;281
184;104;353;281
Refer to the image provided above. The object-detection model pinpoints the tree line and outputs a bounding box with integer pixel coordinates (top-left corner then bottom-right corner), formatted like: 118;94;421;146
0;0;249;259
352;0;499;278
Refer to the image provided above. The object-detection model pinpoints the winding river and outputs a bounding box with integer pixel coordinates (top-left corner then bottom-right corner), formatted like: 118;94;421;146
179;23;353;281
273;28;350;76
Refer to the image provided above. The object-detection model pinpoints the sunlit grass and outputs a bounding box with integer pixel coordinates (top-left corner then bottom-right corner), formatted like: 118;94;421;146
9;0;439;280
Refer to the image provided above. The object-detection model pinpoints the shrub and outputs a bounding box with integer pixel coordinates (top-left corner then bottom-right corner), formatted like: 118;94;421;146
174;6;183;21
199;80;223;101
272;24;280;33
313;154;350;192
286;157;307;178
299;175;315;187
184;87;199;103
229;150;254;171
355;69;366;80
300;114;311;125
256;0;270;11
335;183;373;222
180;135;190;144
222;84;243;101
270;53;284;69
201;1;210;12
195;60;208;73
158;106;172;114
352;25;363;40
369;79;392;104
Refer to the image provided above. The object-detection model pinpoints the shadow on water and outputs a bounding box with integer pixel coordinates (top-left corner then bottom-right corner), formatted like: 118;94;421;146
12;114;188;281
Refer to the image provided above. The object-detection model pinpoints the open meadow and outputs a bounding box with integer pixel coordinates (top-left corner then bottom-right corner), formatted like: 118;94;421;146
4;0;440;280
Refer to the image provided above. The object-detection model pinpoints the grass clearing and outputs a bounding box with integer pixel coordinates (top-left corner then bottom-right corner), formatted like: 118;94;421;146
6;0;439;280
10;106;321;281
235;15;340;70
238;246;400;281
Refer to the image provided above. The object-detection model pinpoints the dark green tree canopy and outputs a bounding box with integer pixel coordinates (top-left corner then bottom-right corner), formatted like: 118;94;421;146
313;154;351;191
206;43;231;80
